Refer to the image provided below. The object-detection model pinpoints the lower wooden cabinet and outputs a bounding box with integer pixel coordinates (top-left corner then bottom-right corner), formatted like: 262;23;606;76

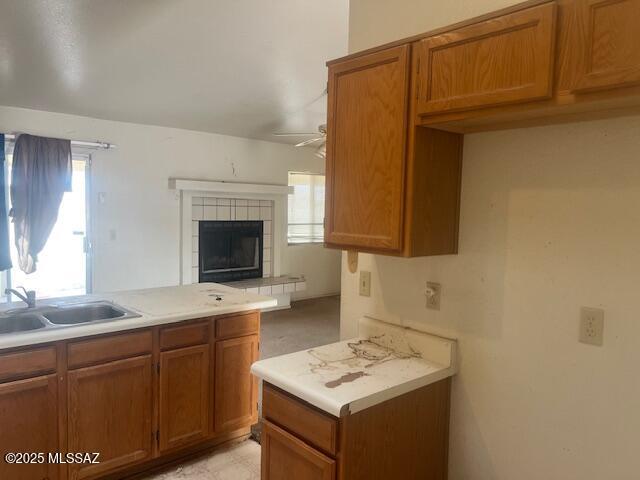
261;420;336;480
0;311;261;480
261;380;451;480
214;334;259;433
159;344;210;452
0;374;59;480
67;355;153;480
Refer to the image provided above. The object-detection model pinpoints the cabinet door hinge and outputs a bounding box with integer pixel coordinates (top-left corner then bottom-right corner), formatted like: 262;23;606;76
156;363;160;375
156;430;160;446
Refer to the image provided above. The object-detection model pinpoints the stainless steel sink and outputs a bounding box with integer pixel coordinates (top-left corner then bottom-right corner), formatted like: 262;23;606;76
0;313;46;334
43;303;131;325
0;301;141;335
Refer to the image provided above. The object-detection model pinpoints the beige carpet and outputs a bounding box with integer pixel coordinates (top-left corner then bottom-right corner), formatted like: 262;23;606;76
260;295;340;359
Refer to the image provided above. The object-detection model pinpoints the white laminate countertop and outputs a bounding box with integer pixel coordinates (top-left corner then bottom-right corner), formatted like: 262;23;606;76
0;283;276;351
251;317;457;417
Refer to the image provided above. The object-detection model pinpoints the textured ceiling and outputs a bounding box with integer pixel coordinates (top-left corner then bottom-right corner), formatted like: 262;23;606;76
0;0;349;143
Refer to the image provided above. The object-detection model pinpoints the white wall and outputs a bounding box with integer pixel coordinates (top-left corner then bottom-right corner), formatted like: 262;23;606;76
288;244;341;300
0;105;341;296
345;2;640;479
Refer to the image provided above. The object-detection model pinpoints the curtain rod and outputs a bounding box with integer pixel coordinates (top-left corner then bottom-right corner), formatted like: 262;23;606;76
3;133;116;150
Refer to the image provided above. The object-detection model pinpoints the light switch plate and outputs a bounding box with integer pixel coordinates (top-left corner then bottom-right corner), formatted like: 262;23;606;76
359;271;371;297
579;307;604;346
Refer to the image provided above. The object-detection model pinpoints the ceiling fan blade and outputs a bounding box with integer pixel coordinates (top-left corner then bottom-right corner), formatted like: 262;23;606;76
315;142;326;159
295;137;324;147
273;132;318;137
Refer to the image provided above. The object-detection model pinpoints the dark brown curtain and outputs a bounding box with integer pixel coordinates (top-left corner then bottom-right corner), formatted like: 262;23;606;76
9;134;72;274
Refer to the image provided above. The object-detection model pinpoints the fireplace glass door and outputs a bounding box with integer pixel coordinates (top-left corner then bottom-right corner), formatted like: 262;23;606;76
199;221;263;282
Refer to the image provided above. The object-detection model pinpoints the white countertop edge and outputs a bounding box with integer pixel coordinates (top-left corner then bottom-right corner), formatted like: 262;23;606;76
251;363;341;417
346;366;456;415
0;298;276;351
251;362;456;418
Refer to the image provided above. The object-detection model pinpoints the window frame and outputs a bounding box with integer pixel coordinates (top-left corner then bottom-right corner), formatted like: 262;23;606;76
1;142;93;302
287;171;325;246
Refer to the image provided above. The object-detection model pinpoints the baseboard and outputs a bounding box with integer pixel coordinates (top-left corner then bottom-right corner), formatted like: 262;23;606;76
291;292;341;301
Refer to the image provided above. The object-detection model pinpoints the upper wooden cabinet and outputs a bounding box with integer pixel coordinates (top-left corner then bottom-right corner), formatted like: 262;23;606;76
415;3;557;115
325;46;463;256
325;0;640;256
325;46;410;252
571;0;640;92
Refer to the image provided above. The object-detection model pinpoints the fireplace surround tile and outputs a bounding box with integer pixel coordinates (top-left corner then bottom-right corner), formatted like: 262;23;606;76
191;196;274;281
216;205;231;220
204;205;216;221
192;205;203;220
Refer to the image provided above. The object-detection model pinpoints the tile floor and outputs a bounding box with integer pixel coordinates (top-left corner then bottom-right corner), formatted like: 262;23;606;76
145;440;260;480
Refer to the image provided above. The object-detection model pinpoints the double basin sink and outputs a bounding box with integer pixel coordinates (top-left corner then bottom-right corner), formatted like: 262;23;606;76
0;302;141;335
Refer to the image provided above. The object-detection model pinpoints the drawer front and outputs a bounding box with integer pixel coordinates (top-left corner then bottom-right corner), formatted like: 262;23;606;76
67;330;153;369
215;311;259;339
416;3;557;115
0;346;57;383
262;420;336;480
160;321;209;350
263;384;337;456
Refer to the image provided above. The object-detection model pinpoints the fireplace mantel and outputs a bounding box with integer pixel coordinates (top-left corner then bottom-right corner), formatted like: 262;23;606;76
169;178;293;195
171;178;291;285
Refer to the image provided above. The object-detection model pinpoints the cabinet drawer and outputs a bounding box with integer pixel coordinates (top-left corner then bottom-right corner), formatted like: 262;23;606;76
67;330;153;369
0;346;57;383
215;311;259;339
415;3;557;115
263;384;337;456
262;419;336;480
160;321;209;350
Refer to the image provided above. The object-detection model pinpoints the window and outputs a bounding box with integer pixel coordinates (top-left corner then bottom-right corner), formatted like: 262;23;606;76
1;145;91;302
288;172;324;244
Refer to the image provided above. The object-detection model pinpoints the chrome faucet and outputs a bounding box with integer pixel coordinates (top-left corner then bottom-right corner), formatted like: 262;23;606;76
5;287;37;308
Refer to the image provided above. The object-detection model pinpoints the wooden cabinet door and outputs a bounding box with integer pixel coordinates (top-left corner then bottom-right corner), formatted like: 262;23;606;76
262;420;335;480
0;375;58;480
214;335;258;433
67;355;153;480
159;344;209;452
415;3;557;115
325;45;410;252
572;0;640;92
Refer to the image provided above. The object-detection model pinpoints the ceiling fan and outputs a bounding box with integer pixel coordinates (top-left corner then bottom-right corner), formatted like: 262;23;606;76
273;123;327;158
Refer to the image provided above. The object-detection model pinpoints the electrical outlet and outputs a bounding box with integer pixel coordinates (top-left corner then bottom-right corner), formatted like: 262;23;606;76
359;271;371;297
579;307;604;346
426;282;441;310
